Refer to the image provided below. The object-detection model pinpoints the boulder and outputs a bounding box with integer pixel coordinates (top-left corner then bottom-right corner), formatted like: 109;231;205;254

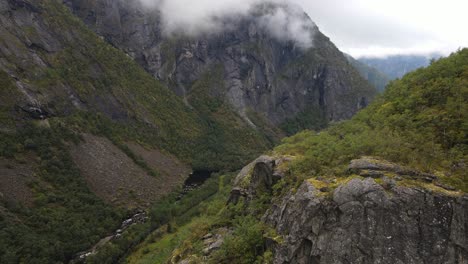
230;155;292;203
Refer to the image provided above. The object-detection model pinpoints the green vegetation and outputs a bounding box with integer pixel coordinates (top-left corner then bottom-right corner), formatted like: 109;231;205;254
275;49;468;191
0;0;274;262
124;173;233;263
280;106;328;136
186;68;274;170
2;0;271;171
211;215;271;264
37;0;202;161
51;49;468;263
1;0;465;263
86;173;230;263
125;172;274;264
124;48;467;264
0;70;19;130
0;121;123;263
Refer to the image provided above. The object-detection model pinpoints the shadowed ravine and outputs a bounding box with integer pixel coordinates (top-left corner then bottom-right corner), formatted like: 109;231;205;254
180;170;216;196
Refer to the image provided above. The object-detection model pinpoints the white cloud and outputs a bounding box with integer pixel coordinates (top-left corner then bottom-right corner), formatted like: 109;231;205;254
138;0;316;49
292;0;468;57
257;4;316;49
138;0;468;57
139;0;254;35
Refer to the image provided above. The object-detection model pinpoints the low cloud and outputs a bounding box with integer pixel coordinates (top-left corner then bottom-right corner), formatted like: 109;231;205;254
138;0;316;49
257;3;316;49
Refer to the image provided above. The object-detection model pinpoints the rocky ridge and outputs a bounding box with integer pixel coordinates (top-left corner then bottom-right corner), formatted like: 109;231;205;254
231;155;467;264
66;0;376;127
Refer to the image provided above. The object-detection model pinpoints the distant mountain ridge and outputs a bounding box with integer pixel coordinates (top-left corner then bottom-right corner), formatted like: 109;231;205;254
344;53;390;91
359;53;443;80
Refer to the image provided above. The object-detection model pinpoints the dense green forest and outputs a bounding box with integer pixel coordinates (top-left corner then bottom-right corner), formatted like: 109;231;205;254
0;123;123;263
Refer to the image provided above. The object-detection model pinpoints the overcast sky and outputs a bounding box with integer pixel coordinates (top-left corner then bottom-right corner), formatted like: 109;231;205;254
140;0;468;58
293;0;468;58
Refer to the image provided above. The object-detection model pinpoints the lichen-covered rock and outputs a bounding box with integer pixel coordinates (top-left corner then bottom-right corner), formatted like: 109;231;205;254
229;155;292;204
349;156;439;183
263;178;468;264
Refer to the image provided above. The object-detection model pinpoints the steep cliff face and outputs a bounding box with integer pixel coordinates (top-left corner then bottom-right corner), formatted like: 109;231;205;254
229;155;468;264
66;0;376;126
264;179;467;264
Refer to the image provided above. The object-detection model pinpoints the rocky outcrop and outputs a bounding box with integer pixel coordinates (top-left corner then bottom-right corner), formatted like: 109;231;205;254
66;0;376;126
349;156;440;184
228;155;292;204
263;178;468;264
226;154;468;263
201;229;231;256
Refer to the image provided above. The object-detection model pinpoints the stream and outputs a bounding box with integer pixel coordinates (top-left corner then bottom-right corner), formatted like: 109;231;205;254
73;211;148;262
73;170;214;262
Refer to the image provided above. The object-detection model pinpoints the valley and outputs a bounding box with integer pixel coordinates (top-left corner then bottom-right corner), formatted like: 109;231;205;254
0;0;466;263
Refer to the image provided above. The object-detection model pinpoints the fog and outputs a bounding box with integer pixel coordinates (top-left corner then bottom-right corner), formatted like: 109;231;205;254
138;0;468;57
138;0;316;49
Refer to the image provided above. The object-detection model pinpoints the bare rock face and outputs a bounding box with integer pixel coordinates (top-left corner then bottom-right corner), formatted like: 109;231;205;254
231;155;467;263
66;0;376;126
263;178;468;264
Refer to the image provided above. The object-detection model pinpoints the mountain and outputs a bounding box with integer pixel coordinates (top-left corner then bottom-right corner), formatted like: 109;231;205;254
344;53;391;91
65;0;376;133
359;53;443;79
126;49;467;263
0;0;376;262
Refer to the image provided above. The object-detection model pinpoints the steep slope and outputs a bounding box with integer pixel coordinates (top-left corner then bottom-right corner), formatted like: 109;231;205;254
66;0;376;133
145;49;467;263
0;0;273;170
345;53;390;91
0;0;270;262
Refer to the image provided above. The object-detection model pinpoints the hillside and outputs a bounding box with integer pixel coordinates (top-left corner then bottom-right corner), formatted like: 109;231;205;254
0;0;269;262
130;49;467;263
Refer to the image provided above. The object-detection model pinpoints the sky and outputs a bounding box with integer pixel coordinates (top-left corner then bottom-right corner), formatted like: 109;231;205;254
293;0;468;58
139;0;468;58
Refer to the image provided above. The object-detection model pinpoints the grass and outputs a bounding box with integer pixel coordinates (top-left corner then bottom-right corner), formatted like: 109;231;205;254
126;217;212;264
